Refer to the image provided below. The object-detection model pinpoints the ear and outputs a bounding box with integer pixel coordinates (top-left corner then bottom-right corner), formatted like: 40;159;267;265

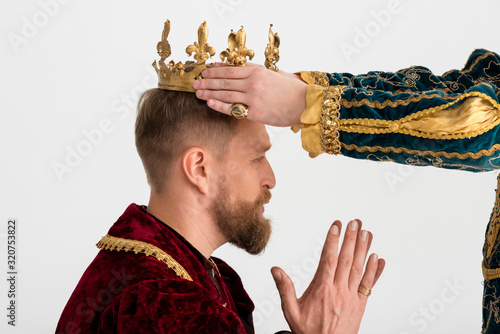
182;147;211;195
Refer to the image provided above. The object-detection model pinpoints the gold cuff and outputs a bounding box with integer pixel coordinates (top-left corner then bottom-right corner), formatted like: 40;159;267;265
297;71;329;87
321;85;346;155
291;72;345;157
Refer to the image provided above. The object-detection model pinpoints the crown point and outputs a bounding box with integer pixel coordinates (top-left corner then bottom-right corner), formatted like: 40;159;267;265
154;20;215;92
220;25;254;67
154;20;282;91
265;24;280;71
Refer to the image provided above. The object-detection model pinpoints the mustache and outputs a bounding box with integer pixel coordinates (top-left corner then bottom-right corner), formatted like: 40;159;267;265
256;189;272;206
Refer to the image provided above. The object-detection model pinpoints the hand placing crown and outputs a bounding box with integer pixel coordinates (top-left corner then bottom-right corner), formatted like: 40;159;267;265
152;20;280;93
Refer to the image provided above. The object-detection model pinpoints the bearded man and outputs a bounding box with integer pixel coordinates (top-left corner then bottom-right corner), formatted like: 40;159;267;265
55;87;384;333
56;16;386;334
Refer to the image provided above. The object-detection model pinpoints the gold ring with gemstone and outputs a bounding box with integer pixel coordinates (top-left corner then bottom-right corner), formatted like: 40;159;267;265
358;284;372;297
230;103;249;119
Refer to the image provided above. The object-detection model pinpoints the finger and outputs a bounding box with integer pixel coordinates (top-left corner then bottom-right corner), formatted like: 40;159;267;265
204;99;233;116
366;230;373;251
196;88;247;105
194;78;248;92
314;221;342;283
373;258;386;286
354;218;363;231
213;62;227;67
212;61;261;68
271;267;299;319
358;254;385;298
334;219;360;285
348;229;372;290
202;66;255;79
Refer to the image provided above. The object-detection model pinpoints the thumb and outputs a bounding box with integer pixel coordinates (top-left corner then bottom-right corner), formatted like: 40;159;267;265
271;266;298;317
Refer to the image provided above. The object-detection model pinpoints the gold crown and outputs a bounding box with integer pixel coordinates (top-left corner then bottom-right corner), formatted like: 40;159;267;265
152;20;280;92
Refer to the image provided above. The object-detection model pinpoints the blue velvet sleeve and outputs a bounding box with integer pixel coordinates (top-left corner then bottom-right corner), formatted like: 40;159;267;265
327;49;500;172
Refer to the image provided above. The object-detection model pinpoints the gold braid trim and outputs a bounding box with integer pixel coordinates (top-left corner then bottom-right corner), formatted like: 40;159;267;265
97;234;193;281
441;68;458;77
341;88;500;110
341;142;500;160
462;52;496;74
483;175;500;281
341;93;458;109
483;262;500;281
321;86;346;155
379;88;417;95
339;92;500;140
310;71;329;87
342;92;500;123
340;120;500;140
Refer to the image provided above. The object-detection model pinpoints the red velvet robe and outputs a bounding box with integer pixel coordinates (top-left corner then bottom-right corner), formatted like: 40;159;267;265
56;204;255;333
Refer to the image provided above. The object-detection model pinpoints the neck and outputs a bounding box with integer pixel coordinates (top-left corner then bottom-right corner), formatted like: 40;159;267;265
147;190;225;259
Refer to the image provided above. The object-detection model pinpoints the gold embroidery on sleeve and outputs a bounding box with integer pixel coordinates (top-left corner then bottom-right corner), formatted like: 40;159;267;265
482;279;500;333
483;175;500;281
339;93;500;140
366;154;490;171
362;87;455;96
341;85;499;110
385;89;416;95
366;154;394;163
321;85;346;155
462;52;496;74
341;93;456;109
441;68;459;77
97;234;193;281
310;71;329;87
341;143;500;161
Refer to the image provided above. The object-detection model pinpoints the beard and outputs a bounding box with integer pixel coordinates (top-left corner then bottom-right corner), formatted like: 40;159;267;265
212;183;272;255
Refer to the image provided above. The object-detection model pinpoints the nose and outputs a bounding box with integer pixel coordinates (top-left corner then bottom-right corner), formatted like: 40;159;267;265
261;158;276;190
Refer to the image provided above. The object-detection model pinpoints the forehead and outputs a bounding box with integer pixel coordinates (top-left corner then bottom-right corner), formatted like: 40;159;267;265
230;120;271;154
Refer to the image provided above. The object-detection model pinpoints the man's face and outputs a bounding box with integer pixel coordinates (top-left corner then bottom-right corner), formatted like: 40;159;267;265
212;120;276;254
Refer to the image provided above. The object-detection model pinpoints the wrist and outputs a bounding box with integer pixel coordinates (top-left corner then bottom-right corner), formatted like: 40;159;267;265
291;82;307;126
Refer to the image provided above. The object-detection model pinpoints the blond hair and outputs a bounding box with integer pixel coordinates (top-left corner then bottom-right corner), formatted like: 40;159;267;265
135;89;237;192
